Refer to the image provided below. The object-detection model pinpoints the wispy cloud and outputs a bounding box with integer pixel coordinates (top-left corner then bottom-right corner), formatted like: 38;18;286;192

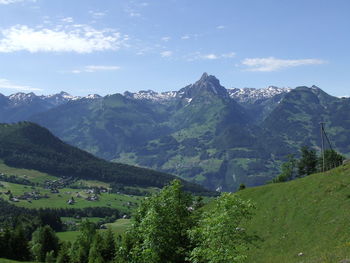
216;25;225;30
61;17;74;23
161;36;171;42
0;0;35;4
181;35;190;40
242;57;326;72
0;78;42;91
186;52;235;61
160;51;172;57
124;1;149;18
88;11;106;19
0;24;127;53
71;65;121;74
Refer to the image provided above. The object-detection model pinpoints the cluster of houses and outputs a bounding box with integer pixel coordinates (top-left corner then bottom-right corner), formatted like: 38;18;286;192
66;188;109;205
0;188;48;202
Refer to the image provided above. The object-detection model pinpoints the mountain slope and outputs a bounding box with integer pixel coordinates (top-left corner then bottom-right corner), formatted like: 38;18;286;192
3;74;349;191
0;122;209;194
237;162;350;262
30;73;274;191
262;86;350;156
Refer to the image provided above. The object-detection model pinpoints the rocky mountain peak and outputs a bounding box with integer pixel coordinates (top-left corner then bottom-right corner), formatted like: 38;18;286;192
180;73;229;100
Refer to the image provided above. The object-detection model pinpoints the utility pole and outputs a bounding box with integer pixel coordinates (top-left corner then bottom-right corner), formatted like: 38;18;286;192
320;122;325;173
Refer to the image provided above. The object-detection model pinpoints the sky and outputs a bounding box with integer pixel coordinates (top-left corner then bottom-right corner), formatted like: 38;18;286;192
0;0;349;97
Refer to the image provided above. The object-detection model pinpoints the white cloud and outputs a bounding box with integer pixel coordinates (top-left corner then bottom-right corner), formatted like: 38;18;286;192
186;52;235;61
161;36;171;42
242;57;326;72
216;25;225;30
72;65;121;74
0;78;42;91
181;35;190;40
160;51;172;57
0;24;127;53
202;54;218;60
0;0;35;4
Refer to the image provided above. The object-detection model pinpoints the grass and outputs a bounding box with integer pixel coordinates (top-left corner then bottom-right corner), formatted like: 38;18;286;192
57;219;132;242
104;218;131;234
236;162;350;263
0;180;141;214
0;160;57;183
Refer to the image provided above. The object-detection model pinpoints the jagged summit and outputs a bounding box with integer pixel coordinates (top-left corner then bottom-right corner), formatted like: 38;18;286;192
179;73;229;100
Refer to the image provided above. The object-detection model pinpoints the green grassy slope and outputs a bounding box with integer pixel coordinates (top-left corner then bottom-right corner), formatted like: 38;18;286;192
0;122;210;194
237;162;350;263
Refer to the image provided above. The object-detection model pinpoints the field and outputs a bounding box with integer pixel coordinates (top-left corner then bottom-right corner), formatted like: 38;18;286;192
57;219;132;242
0;180;141;213
0;160;56;183
237;162;350;263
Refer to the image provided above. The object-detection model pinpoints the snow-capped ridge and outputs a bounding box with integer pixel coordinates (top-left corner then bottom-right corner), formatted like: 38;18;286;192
227;86;292;103
124;90;178;102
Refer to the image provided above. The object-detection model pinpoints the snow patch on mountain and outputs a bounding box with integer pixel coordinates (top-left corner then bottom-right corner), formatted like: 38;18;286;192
227;86;292;103
124;90;178;102
4;91;100;107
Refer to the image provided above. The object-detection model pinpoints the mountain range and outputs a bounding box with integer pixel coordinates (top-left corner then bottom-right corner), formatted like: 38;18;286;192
1;73;349;191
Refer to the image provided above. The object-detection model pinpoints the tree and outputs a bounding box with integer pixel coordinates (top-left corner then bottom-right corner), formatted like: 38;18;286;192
273;154;297;183
88;233;104;263
321;149;344;171
298;146;318;177
101;228;116;262
45;250;55;263
11;225;31;261
188;193;255;263
238;183;246;190
31;225;59;262
56;242;71;263
70;221;96;263
121;179;195;263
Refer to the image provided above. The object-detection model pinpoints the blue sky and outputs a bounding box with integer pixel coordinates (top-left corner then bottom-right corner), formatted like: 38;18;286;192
0;0;349;97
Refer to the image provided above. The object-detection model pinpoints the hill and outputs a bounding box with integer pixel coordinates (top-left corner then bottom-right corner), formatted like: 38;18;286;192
237;161;350;263
0;122;209;194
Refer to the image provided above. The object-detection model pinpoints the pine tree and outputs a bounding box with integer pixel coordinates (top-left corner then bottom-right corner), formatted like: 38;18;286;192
101;228;116;262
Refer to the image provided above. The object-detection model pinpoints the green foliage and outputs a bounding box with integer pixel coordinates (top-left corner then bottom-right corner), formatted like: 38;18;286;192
298;146;318;177
238;183;246;190
121;180;194;263
56;242;71;263
45;251;55;263
31;225;59;262
273;154;297;183
320;149;345;172
100;228;116;262
188;193;255;263
0;225;31;261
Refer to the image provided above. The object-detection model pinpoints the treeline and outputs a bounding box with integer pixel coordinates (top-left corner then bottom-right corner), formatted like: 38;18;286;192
273;146;345;183
0;198;120;229
0;122;211;194
0;180;255;263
